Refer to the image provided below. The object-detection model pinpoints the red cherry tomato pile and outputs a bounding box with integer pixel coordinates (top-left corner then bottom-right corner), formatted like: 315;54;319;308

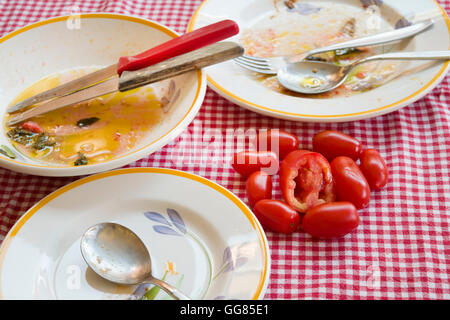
231;129;389;239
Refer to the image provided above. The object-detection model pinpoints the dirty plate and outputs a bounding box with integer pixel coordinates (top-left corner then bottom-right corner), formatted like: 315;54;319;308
188;0;450;122
0;168;270;300
0;13;206;176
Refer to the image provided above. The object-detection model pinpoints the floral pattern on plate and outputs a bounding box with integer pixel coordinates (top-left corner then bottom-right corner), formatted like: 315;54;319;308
131;208;253;300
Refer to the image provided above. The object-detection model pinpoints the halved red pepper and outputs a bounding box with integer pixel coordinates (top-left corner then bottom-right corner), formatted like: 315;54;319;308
280;150;335;213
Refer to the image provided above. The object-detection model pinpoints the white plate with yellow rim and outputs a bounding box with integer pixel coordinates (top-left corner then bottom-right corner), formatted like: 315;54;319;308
0;168;270;300
188;0;450;122
0;13;206;176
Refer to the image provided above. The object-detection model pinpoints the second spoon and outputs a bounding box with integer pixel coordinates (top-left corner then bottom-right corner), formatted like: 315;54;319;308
277;51;450;94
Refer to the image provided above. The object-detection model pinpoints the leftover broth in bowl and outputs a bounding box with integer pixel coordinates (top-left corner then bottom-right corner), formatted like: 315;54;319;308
4;68;166;167
0;13;206;176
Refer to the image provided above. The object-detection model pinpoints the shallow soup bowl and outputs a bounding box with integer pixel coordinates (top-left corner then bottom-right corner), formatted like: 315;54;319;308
0;13;206;176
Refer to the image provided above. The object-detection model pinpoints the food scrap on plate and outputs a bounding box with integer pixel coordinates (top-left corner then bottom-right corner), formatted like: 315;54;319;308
240;0;405;97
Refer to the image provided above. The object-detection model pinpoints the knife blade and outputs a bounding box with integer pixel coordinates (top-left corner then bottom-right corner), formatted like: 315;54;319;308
7;64;118;113
7;78;119;126
7;41;244;126
7;19;239;114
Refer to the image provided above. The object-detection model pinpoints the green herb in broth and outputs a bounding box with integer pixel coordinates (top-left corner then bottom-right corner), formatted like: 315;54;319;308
77;117;100;128
74;152;88;166
7;126;55;155
32;133;55;150
7;127;35;145
0;145;16;159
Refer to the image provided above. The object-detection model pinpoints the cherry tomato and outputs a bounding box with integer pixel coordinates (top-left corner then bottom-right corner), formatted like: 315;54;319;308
21;121;43;134
280;150;335;213
254;129;299;159
312;130;362;162
359;149;389;190
330;156;371;209
246;171;272;207
231;151;279;177
253;200;300;234
302;202;359;239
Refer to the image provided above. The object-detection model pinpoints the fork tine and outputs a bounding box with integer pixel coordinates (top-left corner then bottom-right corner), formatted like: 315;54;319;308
234;58;272;70
241;54;269;63
235;56;271;67
234;59;277;74
234;57;274;71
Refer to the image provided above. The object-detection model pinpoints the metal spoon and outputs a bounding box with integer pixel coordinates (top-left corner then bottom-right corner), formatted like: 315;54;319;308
277;51;450;94
80;222;191;300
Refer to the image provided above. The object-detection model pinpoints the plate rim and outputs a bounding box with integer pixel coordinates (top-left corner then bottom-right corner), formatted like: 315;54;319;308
0;167;271;300
187;0;450;122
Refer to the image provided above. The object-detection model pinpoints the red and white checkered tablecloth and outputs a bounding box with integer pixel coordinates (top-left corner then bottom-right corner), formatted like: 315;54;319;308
0;0;449;300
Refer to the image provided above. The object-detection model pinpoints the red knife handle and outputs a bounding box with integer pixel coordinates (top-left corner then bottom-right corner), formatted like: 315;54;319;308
117;19;239;75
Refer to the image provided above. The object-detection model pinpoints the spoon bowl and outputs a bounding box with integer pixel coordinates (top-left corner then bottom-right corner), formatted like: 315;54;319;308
80;222;191;299
277;61;348;94
277;51;450;95
80;223;152;285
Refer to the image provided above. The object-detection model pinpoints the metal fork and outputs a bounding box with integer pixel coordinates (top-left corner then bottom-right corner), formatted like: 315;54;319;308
234;20;433;75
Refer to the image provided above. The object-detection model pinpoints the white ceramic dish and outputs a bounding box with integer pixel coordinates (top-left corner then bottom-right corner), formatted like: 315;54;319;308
0;168;270;300
0;13;206;176
187;0;450;122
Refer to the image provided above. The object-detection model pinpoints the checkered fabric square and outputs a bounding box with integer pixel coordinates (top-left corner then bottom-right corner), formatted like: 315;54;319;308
0;0;449;300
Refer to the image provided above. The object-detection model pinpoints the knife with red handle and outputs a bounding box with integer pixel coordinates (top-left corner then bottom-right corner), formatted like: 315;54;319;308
7;42;244;126
117;20;239;74
7;19;239;113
